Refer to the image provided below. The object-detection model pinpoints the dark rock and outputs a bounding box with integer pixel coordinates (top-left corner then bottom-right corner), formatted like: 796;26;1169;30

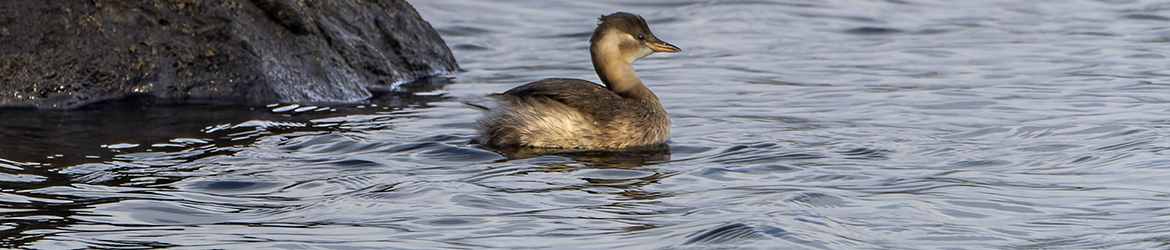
0;0;458;109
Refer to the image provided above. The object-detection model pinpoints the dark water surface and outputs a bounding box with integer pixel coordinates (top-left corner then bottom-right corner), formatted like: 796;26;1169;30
5;0;1170;249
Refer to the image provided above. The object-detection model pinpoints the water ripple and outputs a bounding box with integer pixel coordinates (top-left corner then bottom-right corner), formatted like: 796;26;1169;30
3;0;1170;248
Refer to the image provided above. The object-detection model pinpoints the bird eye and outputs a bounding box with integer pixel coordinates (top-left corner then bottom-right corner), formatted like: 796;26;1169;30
637;33;646;40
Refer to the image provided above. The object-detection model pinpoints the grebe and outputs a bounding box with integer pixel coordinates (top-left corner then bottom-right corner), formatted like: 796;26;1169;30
476;12;680;149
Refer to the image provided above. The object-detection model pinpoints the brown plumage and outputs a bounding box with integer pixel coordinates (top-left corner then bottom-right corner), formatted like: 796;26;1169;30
475;12;681;149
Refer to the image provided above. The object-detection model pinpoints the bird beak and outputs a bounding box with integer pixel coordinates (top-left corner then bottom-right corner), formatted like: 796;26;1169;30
650;41;681;53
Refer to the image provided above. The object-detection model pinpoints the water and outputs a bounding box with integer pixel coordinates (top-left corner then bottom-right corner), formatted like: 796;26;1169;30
4;0;1170;248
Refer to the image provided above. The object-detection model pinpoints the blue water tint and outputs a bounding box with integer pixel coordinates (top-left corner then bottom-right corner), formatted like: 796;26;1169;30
3;0;1170;249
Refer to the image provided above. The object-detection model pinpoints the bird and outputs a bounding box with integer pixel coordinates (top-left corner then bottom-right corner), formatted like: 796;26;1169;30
474;12;680;150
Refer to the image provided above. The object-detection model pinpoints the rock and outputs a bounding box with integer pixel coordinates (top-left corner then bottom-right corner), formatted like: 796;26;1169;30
0;0;458;109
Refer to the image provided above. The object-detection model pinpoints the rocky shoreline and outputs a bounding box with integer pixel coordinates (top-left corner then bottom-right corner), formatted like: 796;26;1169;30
0;0;458;109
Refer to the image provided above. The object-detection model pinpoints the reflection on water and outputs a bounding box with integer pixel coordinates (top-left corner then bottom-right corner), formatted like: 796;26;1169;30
5;0;1170;248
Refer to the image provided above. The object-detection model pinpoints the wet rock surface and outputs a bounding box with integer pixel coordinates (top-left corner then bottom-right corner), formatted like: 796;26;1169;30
0;0;457;109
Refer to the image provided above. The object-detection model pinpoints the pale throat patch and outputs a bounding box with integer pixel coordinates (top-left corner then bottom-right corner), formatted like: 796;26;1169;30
596;30;653;63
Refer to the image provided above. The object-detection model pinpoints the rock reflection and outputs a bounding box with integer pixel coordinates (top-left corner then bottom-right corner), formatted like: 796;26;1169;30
0;78;457;248
0;77;452;168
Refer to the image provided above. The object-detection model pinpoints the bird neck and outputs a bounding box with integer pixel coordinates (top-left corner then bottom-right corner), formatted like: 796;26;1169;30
591;43;658;102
